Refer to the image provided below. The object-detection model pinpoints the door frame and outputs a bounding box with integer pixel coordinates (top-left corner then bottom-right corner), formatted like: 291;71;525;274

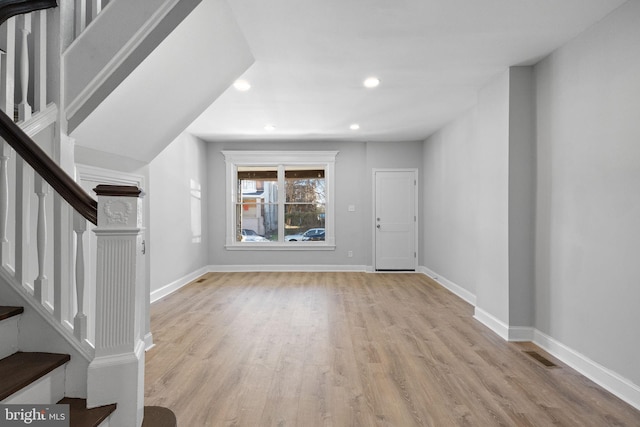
372;168;419;271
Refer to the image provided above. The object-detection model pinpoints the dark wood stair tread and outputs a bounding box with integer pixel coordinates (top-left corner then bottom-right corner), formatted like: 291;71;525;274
0;352;70;400
0;306;23;321
142;406;177;427
58;398;116;427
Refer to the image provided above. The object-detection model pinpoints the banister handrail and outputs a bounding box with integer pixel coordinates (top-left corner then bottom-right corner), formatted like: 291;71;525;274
0;111;98;224
0;0;57;23
0;2;93;220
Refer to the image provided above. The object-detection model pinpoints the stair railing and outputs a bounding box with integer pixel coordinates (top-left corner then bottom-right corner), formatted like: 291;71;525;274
1;1;96;349
1;5;52;123
1;2;146;423
73;0;108;39
0;110;99;355
1;0;109;121
1;0;143;355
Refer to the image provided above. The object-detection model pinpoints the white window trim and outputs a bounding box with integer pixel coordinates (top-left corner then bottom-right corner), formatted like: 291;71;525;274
222;150;338;250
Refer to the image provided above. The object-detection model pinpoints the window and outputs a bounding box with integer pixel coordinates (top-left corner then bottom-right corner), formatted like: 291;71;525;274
222;151;337;249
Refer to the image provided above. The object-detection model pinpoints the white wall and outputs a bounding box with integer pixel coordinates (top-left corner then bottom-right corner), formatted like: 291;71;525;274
422;109;479;296
421;0;640;403
422;70;511;321
206;140;422;268
507;67;535;328
534;0;640;386
149;132;209;294
473;71;511;324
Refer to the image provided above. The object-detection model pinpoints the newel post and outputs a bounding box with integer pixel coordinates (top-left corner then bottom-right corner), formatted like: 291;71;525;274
88;185;145;427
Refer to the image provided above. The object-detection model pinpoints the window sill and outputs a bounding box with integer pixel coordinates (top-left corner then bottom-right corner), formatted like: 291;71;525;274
225;243;336;251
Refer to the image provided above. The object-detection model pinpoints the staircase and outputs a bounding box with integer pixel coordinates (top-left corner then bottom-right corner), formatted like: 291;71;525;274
0;306;116;426
0;1;179;426
1;0;250;423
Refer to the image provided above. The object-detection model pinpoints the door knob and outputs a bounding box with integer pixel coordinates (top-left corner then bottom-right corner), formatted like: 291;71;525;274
376;224;381;229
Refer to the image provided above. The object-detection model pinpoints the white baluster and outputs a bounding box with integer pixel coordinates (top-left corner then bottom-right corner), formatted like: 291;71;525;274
33;175;48;304
0;141;9;266
91;0;102;20
0;17;16;116
53;193;71;324
14;158;26;285
75;0;87;38
32;10;47;113
73;210;87;341
17;14;32;122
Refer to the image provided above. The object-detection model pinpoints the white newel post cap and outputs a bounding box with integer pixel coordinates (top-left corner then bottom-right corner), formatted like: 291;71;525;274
94;185;144;228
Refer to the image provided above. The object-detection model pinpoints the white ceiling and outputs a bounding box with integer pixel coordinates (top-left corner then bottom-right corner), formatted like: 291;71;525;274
187;0;626;143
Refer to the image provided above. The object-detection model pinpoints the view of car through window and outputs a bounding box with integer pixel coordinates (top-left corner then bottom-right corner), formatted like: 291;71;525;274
240;229;268;242
284;228;325;242
241;227;326;242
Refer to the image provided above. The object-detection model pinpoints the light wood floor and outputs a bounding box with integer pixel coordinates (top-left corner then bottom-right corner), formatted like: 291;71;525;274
145;272;640;426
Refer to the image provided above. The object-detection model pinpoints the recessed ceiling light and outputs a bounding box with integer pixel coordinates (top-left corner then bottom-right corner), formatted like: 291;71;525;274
264;124;275;131
350;124;360;130
233;79;251;91
363;77;380;88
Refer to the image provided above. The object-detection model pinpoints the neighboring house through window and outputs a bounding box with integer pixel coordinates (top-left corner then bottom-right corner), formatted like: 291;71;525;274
222;151;337;249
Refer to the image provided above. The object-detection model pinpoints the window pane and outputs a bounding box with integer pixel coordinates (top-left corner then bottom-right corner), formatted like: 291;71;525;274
236;203;278;242
236;167;278;241
285;169;325;204
237;167;278;202
284;204;325;240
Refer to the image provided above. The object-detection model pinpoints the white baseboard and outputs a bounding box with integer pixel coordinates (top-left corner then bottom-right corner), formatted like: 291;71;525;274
207;264;370;272
150;266;209;303
533;330;640;411
144;332;155;351
473;307;510;340
418;266;476;306
508;326;535;342
473;307;535;342
474;309;640;409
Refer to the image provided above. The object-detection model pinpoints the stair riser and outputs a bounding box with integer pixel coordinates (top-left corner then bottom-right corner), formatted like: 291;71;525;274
2;365;66;404
0;316;19;359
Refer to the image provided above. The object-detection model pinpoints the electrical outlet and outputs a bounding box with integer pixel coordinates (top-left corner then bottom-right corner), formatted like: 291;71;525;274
347;250;353;257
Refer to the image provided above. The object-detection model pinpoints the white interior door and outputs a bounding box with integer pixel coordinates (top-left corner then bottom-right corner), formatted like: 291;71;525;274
374;170;417;271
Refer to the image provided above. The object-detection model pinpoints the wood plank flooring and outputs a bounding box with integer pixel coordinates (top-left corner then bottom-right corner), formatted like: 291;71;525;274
144;272;640;426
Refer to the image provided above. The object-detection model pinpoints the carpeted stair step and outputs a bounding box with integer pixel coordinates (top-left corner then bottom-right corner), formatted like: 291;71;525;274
0;352;70;401
58;398;117;427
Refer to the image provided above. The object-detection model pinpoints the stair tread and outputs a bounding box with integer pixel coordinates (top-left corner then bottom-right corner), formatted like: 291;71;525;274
0;306;23;321
142;406;177;427
58;398;117;427
0;352;71;401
